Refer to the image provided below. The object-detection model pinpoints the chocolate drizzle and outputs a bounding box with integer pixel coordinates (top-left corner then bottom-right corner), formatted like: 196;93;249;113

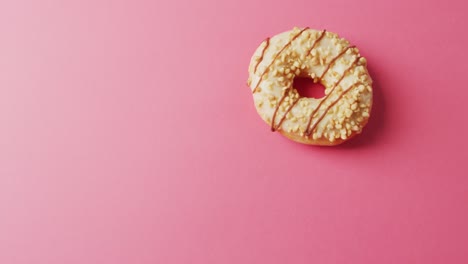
307;81;364;134
252;27;309;93
305;30;326;56
319;45;355;79
253;38;270;74
270;93;288;131
305;56;361;136
275;97;300;130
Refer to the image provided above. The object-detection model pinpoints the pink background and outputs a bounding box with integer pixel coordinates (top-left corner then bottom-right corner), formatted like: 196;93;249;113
1;0;468;263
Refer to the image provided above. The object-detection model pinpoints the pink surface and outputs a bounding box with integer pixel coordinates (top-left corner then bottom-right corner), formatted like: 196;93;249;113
1;0;468;263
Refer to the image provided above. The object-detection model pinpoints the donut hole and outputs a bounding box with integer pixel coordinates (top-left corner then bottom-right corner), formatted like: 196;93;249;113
293;77;325;99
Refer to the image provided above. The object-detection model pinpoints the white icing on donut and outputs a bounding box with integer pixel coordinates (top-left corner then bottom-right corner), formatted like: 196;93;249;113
247;27;373;145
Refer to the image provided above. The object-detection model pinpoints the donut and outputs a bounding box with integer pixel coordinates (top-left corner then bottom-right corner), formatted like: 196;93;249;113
247;27;373;146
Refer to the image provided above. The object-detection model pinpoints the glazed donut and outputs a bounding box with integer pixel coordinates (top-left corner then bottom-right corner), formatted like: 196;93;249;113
247;27;373;145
